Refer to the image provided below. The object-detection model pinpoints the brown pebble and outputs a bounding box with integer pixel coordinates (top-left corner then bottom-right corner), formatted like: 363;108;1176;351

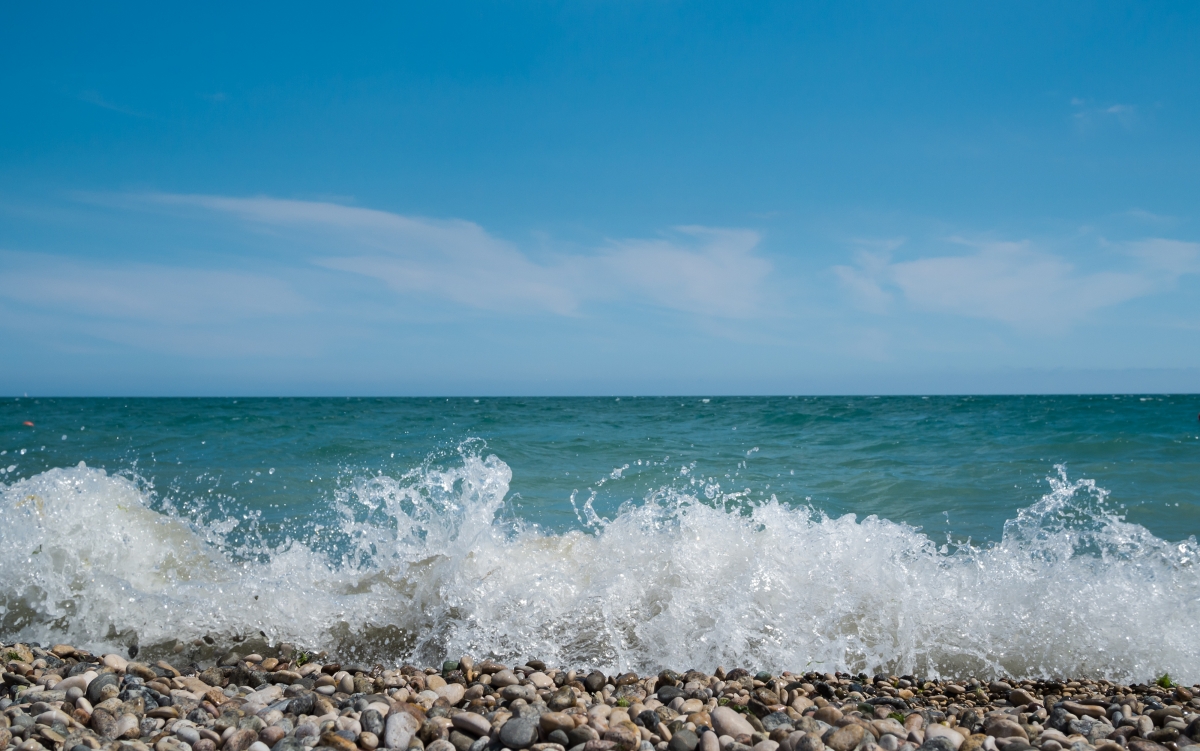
224;728;259;751
321;732;360;751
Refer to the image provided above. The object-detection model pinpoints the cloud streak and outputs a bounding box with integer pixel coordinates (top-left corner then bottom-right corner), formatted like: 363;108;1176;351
834;237;1200;330
0;251;308;325
139;193;773;319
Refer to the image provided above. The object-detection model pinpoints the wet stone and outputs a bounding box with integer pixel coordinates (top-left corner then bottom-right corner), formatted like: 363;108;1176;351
585;674;607;693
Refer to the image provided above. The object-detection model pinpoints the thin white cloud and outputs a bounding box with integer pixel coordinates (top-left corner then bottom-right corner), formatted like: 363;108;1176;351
1071;98;1137;130
76;91;152;119
835;237;1198;330
594;227;769;318
138;193;773;319
1121;208;1176;226
1125;238;1200;277
0;251;308;325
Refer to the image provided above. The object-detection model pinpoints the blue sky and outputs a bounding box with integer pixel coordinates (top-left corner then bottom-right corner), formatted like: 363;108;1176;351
1;2;1198;395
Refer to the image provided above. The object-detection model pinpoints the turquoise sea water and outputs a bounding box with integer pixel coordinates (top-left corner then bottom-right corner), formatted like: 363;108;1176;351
2;396;1199;681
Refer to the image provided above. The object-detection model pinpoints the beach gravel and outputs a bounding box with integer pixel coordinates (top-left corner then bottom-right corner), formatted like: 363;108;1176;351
1;641;1198;751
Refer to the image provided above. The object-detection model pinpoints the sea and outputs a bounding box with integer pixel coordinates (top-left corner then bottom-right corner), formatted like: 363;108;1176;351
1;396;1198;683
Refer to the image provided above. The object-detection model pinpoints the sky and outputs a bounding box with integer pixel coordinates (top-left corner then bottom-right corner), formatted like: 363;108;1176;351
1;2;1198;395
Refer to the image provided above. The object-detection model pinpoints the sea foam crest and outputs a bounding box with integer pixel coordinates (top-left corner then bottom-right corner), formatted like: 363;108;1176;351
1;451;1197;683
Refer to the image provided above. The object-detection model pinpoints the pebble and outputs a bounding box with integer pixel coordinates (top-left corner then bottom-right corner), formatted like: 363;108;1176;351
501;717;541;749
436;683;467;705
386;709;423;749
924;725;964;751
1;640;1197;751
712;707;756;738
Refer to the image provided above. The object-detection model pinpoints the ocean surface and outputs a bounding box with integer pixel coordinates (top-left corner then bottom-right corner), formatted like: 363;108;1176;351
1;396;1199;682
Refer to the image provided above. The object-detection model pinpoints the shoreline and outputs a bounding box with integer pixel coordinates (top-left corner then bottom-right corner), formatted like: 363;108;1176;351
2;643;1198;751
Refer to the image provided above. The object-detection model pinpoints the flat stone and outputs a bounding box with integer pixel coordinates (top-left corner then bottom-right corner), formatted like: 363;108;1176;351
453;713;492;738
1127;741;1170;751
711;709;756;739
56;672;97;693
982;720;1026;741
36;709;73;727
502;686;538;703
541;713;577;735
1008;691;1036;707
492;671;521;688
1061;704;1105;720
813;710;842;727
103;654;130;672
528;673;555;690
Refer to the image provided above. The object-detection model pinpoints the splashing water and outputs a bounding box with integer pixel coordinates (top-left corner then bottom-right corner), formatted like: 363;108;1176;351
1;449;1197;684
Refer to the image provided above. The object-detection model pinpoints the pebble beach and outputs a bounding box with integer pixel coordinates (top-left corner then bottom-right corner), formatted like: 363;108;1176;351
2;643;1198;751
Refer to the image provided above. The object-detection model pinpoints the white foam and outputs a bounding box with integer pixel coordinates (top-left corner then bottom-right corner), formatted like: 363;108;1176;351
1;453;1197;684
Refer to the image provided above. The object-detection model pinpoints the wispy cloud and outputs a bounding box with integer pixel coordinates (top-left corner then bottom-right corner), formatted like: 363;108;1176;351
136;193;773;319
76;91;152;119
0;251;308;325
834;237;1199;330
1070;98;1137;130
1121;208;1177;226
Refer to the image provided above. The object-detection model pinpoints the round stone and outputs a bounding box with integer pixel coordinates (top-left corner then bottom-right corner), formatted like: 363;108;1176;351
500;718;539;750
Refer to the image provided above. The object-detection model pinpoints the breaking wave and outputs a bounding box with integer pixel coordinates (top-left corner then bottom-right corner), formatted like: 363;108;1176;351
1;446;1198;683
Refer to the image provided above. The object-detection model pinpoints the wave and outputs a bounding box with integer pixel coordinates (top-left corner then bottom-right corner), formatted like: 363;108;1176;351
1;447;1197;684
